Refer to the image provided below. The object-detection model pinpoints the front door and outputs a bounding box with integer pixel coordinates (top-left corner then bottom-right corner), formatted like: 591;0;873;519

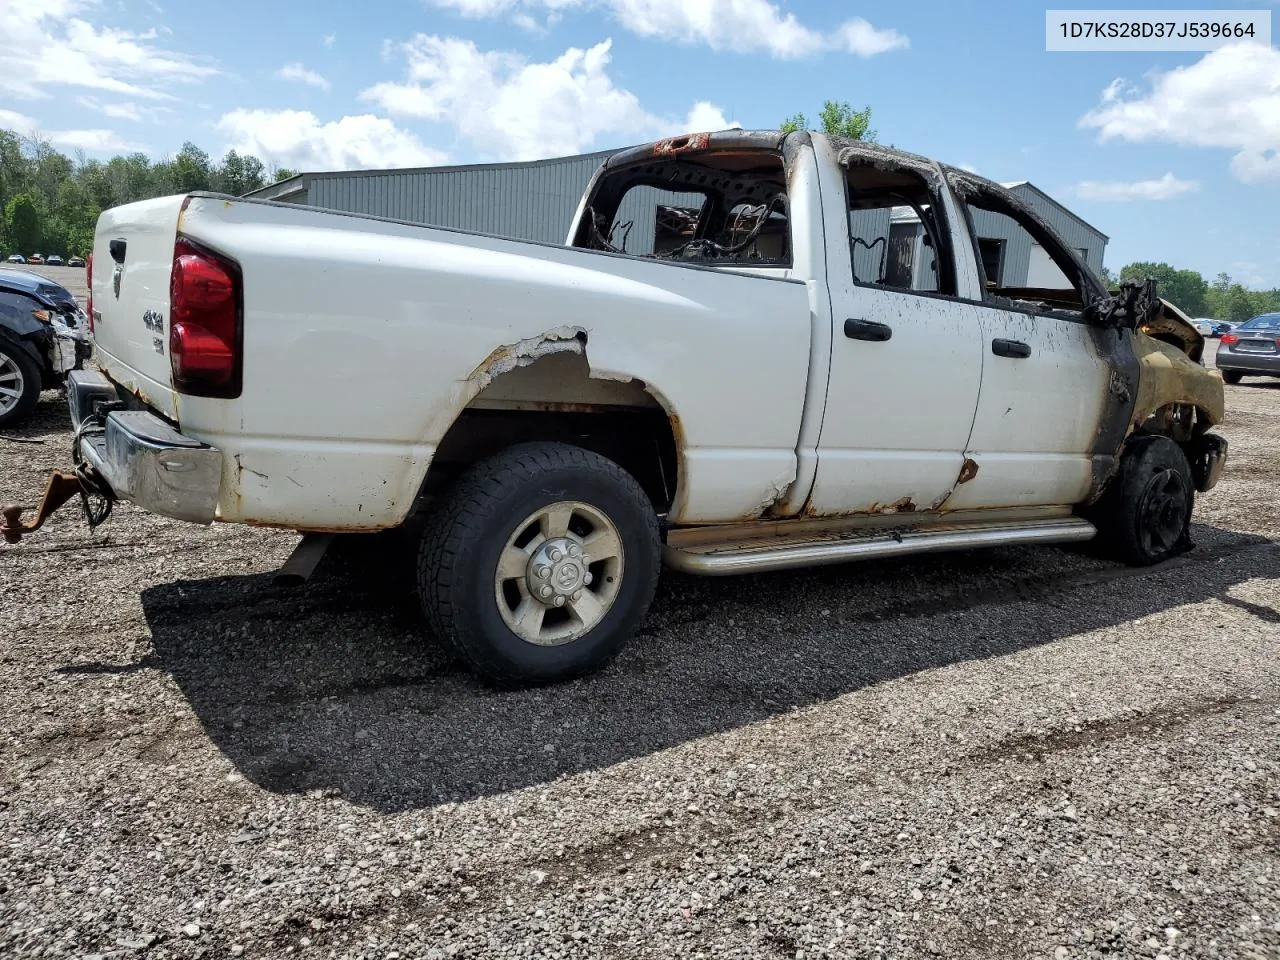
803;157;984;516
942;178;1113;511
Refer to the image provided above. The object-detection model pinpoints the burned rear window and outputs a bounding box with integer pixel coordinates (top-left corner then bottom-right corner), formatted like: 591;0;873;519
571;151;791;267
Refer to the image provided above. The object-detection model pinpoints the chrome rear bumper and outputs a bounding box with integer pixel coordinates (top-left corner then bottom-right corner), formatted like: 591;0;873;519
67;369;222;524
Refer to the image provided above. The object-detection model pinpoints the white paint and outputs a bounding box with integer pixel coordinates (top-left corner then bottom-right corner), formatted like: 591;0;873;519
92;194;812;529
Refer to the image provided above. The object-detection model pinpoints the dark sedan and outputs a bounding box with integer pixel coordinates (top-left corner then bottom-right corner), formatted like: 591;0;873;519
1217;313;1280;384
0;272;91;426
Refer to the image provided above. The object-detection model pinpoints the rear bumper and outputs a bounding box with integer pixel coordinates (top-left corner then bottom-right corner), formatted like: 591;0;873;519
1216;350;1280;374
67;369;222;524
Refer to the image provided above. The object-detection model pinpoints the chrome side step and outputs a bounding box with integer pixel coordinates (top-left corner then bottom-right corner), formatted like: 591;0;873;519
663;517;1097;576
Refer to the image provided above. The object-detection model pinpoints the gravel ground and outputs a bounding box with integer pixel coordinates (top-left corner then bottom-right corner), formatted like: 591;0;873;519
1;346;1277;960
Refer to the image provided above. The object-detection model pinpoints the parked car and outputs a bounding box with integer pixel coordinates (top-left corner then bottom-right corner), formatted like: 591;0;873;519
0;268;84;317
1216;313;1280;384
0;277;90;426
67;256;86;268
1191;318;1217;337
5;131;1228;686
27;254;44;265
5;254;26;264
46;255;64;266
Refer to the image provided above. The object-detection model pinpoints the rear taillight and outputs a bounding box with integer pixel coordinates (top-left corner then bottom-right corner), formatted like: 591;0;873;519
1221;333;1238;345
85;253;94;333
169;239;242;398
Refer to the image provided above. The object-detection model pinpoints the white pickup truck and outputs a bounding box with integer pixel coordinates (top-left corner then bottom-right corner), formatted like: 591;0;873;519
4;131;1227;686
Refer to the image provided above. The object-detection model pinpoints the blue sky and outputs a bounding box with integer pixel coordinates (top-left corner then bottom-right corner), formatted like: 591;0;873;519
3;0;1278;287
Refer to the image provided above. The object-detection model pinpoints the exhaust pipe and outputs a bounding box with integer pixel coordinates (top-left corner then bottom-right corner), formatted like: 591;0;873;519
274;532;334;586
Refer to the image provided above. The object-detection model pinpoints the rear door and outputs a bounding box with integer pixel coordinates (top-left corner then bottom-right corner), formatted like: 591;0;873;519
803;154;984;515
90;195;187;418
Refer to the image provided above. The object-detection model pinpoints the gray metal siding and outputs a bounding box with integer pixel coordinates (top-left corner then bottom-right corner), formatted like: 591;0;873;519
308;153;610;244
848;209;892;283
969;208;1032;287
1008;184;1106;276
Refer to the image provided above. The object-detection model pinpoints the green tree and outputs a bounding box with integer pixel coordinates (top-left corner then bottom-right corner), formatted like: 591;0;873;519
170;142;212;192
781;101;877;142
4;193;41;253
1118;261;1208;316
272;167;300;182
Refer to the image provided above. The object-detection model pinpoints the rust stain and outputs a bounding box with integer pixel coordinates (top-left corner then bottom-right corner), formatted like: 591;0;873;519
1;472;84;544
653;132;711;156
957;458;979;485
243;518;390;533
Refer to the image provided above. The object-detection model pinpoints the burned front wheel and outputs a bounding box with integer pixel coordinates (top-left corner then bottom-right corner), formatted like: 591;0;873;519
1087;435;1195;566
416;442;661;687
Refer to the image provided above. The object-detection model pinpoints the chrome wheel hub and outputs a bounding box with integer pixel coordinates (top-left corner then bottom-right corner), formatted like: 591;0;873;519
526;536;594;607
494;501;624;646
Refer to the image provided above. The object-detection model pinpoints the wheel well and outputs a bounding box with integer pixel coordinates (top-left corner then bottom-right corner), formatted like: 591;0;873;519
416;355;680;515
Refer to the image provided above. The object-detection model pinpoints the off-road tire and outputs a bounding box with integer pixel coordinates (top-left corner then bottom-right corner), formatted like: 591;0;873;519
1221;371;1243;385
1088;435;1195;566
0;335;41;429
417;441;661;687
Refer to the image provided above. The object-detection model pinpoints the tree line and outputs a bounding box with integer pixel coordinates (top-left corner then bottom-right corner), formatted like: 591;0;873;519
1110;262;1280;323
0;129;296;259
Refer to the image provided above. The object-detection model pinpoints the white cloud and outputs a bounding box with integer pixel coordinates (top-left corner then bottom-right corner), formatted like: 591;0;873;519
429;0;907;59
1075;172;1200;202
216;109;448;171
277;63;331;91
0;110;39;135
683;101;739;133
0;107;143;153
48;128;145;152
1;3;217;101
362;35;736;160
75;96;171;122
1080;41;1280;184
323;33;336;47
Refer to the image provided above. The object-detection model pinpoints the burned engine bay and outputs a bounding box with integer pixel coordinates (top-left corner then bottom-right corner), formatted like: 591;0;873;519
571;151;791;265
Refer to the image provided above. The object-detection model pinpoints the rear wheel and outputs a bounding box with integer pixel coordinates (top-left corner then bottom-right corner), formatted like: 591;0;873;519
417;441;661;687
1221;371;1243;385
1088;435;1195;566
0;336;41;428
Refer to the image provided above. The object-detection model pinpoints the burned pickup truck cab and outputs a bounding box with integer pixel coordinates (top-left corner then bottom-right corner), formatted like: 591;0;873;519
6;131;1226;686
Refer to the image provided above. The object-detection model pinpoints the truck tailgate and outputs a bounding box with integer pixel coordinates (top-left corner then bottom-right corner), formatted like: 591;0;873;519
90;195;188;419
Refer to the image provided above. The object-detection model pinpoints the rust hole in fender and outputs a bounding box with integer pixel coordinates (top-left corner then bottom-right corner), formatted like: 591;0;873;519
957;458;979;484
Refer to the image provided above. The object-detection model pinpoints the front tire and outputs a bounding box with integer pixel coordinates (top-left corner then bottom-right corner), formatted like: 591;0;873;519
0;336;41;428
1089;435;1195;566
1221;371;1243;385
417;442;661;687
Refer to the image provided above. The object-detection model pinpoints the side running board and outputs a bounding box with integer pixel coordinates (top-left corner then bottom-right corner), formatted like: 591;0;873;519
663;517;1097;576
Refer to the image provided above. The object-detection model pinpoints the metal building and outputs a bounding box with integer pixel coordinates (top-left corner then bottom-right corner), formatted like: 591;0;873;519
884;181;1109;290
247;150;616;245
248;156;1108;285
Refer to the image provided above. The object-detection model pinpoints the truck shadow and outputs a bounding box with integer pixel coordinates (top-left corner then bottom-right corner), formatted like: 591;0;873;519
136;524;1277;813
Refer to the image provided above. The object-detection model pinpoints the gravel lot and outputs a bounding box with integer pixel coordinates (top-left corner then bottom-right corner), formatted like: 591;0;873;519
1;343;1277;960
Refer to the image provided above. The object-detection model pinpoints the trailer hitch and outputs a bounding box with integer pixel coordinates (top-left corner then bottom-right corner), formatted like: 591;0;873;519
2;462;116;544
1;472;85;544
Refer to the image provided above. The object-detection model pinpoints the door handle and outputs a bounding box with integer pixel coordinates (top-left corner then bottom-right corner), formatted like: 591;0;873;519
845;318;892;342
991;338;1031;359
